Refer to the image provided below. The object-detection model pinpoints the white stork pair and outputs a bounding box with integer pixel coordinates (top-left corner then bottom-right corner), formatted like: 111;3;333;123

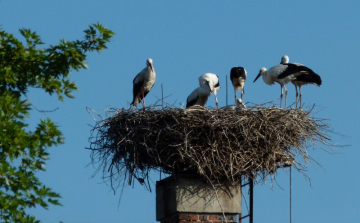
253;55;322;109
130;60;222;110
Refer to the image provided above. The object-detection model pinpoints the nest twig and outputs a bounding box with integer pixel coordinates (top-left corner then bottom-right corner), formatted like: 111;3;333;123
87;105;333;191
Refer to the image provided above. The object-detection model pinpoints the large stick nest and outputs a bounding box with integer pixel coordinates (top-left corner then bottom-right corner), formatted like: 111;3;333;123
87;105;331;190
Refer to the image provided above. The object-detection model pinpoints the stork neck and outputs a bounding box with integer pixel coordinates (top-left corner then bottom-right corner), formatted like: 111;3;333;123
148;66;155;76
262;71;274;85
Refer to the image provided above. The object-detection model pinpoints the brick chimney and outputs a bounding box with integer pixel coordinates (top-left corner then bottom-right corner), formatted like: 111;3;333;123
156;174;241;223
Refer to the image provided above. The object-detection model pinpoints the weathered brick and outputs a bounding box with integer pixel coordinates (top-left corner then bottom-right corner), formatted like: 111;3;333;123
199;214;208;221
161;213;239;223
188;214;199;221
208;215;218;220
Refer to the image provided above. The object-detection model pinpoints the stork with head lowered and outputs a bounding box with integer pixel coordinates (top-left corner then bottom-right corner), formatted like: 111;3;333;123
198;73;220;108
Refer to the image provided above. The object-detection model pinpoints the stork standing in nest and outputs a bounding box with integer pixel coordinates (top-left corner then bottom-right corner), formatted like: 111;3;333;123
198;73;220;108
230;67;247;104
186;82;212;108
280;55;322;109
253;58;318;109
131;58;156;111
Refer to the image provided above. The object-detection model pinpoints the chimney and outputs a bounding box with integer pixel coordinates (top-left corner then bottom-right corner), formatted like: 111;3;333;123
156;174;241;223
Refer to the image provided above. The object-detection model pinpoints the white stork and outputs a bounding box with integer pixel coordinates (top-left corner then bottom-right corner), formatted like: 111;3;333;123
280;55;322;108
198;73;220;108
131;58;156;110
253;62;302;109
230;67;247;103
186;85;212;108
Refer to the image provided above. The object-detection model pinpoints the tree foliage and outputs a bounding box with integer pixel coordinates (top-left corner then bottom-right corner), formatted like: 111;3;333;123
0;23;114;222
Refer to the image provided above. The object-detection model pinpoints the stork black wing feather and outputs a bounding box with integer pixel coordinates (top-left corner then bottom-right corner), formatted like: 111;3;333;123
278;64;313;79
294;71;322;86
230;67;247;81
131;80;144;105
186;95;199;108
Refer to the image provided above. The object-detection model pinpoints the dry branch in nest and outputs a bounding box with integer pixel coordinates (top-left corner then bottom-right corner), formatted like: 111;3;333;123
87;105;332;191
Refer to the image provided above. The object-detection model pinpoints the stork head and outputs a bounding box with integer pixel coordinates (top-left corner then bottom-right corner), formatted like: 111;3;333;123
214;75;220;89
281;55;289;64
199;78;212;92
212;78;220;96
198;80;212;95
253;67;267;83
147;58;154;72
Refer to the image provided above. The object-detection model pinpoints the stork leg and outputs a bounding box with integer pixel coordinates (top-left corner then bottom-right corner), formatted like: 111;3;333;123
299;86;303;110
234;89;237;105
241;87;245;101
295;85;299;109
280;86;283;108
142;91;146;111
284;85;288;110
214;94;219;109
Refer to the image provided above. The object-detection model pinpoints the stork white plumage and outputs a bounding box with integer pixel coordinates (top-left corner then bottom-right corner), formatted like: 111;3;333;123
131;58;156;110
253;62;303;109
186;85;212;108
230;67;247;103
198;73;220;108
280;55;322;109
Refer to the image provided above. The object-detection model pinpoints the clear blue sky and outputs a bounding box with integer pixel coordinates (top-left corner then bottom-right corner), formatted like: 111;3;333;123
1;0;359;222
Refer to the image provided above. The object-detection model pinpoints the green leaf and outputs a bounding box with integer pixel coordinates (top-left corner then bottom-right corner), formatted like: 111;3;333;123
0;23;113;222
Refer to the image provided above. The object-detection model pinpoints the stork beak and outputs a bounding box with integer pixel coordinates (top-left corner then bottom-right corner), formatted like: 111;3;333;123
149;63;154;72
253;72;261;83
